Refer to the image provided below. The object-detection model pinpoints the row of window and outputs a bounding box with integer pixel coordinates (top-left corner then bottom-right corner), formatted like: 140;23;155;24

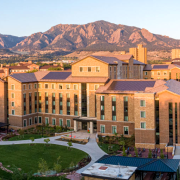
23;117;71;127
100;125;129;135
144;71;168;76
79;66;100;72
11;84;100;91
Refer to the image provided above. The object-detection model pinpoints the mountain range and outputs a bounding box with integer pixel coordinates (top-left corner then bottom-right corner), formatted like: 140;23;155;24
1;20;180;52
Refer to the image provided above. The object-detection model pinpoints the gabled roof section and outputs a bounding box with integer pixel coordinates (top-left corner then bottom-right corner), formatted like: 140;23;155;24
144;64;180;71
41;72;71;81
10;73;37;83
133;59;146;65
91;55;120;65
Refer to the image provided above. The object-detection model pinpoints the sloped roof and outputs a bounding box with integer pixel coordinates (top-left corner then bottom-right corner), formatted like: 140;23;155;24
41;72;71;80
144;64;180;71
96;156;179;173
10;73;37;83
91;56;120;65
9;66;29;70
164;79;180;95
133;59;145;65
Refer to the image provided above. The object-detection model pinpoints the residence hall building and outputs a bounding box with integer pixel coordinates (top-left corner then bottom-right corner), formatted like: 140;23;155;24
1;55;180;149
143;64;180;81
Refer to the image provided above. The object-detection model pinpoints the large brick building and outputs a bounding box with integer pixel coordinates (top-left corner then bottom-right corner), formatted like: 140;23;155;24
0;55;180;149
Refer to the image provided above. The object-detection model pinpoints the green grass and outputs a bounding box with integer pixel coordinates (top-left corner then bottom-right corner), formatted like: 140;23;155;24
8;134;48;141
98;143;120;154
0;144;87;174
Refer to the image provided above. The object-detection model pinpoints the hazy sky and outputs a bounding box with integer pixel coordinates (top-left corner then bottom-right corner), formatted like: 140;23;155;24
1;0;180;39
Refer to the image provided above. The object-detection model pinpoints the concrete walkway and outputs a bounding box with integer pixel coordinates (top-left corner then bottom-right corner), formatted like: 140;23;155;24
0;134;106;174
173;146;180;159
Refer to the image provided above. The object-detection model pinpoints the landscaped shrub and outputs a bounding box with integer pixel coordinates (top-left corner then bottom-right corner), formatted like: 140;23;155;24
160;149;164;159
148;149;152;158
38;159;49;175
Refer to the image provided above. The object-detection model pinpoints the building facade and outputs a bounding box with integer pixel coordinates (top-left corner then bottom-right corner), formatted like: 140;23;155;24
0;55;180;149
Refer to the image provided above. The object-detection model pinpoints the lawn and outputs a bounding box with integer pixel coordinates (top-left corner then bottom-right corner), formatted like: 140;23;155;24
8;134;48;141
98;143;120;154
0;144;87;174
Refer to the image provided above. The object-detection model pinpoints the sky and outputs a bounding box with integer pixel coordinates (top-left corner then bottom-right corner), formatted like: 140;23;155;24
1;0;180;39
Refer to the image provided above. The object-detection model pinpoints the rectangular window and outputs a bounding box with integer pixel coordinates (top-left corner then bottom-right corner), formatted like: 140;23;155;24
11;93;15;98
29;93;32;114
52;84;55;89
38;84;41;88
112;126;117;134
59;84;62;89
100;96;105;120
67;120;70;127
24;120;27;127
45;84;48;89
59;93;63;114
100;125;105;133
74;84;78;90
88;67;91;72
52;93;55;114
74;94;78;116
96;67;100;72
112;96;116;121
67;93;70;115
23;85;26;90
141;111;146;118
144;72;147;75
38;117;42;124
80;67;83;72
94;85;99;90
29;84;31;89
35;117;37;124
52;118;56;125
23;93;26;115
29;118;32;125
66;84;70;89
59;119;63;126
45;117;49;125
157;71;161;75
124;127;129;135
12;102;15;107
124;96;128;121
169;103;173;145
141;122;146;129
164;71;167;76
11;85;15;90
12;110;15;115
34;84;37;89
140;100;146;107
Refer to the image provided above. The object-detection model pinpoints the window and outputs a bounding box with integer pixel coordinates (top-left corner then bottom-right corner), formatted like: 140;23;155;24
112;96;116;102
23;85;26;90
124;127;129;135
11;93;15;98
96;67;100;72
140;100;146;107
35;117;37;124
141;122;146;129
101;115;105;120
110;66;112;72
124;116;128;121
80;67;83;72
24;120;27;127
11;85;15;90
124;96;128;102
12;110;15;115
38;117;42;124
67;120;70;127
59;84;62;89
52;118;56;125
52;84;55;89
74;84;78;90
29;118;32;125
45;84;49;89
66;84;70;89
100;125;105;133
94;85;99;90
38;84;41;88
112;126;117;134
34;84;37;89
88;67;91;72
12;102;15;107
151;72;154;75
59;119;63;126
144;71;148;76
29;84;31;89
163;71;167;76
157;71;161;75
45;117;49;125
141;111;146;118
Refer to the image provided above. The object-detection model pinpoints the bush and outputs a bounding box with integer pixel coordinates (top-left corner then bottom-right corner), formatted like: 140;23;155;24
38;158;49;175
160;149;164;159
122;146;126;156
134;147;138;157
148;149;152;158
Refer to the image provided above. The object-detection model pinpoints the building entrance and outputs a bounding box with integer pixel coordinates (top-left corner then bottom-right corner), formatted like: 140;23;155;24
82;122;87;130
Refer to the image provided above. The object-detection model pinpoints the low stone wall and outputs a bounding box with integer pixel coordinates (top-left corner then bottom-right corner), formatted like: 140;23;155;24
55;131;74;136
165;146;175;156
61;135;89;143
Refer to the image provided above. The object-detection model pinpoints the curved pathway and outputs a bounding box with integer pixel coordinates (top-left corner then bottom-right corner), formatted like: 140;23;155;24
0;134;106;174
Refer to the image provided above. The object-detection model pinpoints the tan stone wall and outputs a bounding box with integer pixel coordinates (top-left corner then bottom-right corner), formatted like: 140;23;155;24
145;70;170;80
71;57;109;77
0;80;7;123
171;68;180;80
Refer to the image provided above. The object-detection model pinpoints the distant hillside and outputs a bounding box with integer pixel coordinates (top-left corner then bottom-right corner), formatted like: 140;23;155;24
0;34;25;49
1;20;180;52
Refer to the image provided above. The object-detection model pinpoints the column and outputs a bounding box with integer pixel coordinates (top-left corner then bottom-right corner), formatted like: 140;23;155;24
90;121;93;134
79;122;82;130
74;120;78;132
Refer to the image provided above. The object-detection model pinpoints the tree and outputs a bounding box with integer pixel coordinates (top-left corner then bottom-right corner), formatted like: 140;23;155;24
134;147;138;157
122;146;126;156
148;149;152;158
44;138;50;145
54;156;62;173
67;141;73;150
29;137;35;145
119;140;125;149
38;158;48;175
160;149;164;159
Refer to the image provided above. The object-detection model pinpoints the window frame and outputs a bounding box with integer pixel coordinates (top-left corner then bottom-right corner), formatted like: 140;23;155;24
141;122;146;129
59;118;63;126
79;67;83;72
12;109;15;115
140;111;146;118
123;126;129;135
140;100;146;107
88;67;92;72
52;118;56;125
45;83;49;89
66;84;70;90
94;84;99;90
73;84;78;90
